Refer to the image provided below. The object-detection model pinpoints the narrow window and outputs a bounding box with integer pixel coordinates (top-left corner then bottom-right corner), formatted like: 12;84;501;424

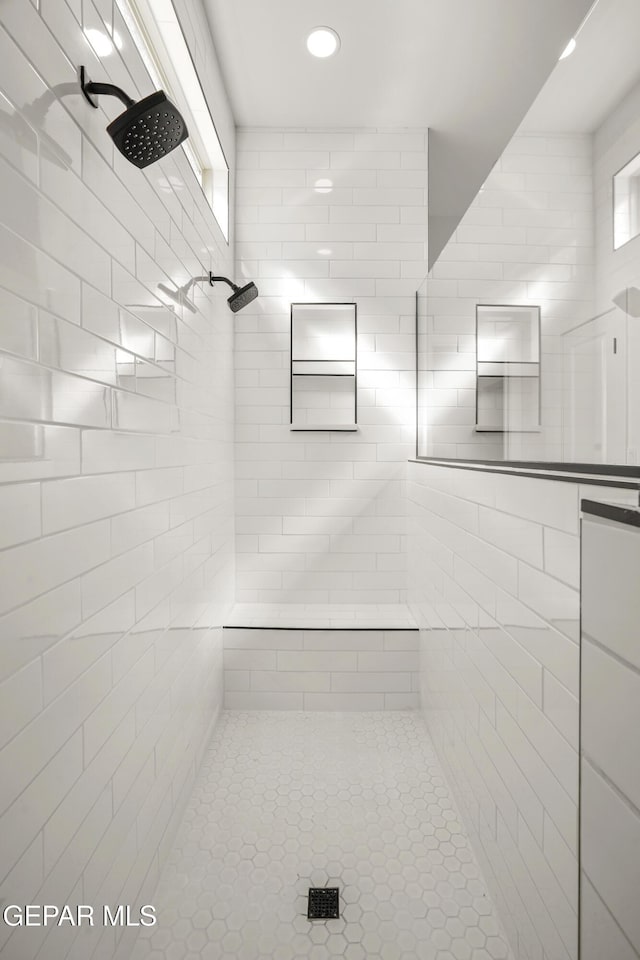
116;0;230;241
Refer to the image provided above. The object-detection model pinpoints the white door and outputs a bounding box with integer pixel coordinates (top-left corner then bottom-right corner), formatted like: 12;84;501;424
563;309;626;464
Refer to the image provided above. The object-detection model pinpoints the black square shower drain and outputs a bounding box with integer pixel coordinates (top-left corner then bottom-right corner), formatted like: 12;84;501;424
307;887;340;920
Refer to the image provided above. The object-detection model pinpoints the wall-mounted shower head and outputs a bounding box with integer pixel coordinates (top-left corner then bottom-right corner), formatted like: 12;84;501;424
228;281;259;313
80;67;188;168
159;274;259;315
209;275;259;313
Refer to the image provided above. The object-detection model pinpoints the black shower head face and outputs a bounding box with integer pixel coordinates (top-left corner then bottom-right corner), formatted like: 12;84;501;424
228;281;259;313
106;91;188;168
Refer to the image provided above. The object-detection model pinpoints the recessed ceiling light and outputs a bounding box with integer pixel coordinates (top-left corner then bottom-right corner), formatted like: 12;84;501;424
314;178;333;193
306;27;340;59
559;37;576;60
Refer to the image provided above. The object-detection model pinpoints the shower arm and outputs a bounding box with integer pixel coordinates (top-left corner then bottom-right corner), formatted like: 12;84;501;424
208;274;239;292
80;67;134;110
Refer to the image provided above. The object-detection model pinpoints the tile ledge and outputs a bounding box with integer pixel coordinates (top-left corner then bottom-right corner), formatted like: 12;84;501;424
224;602;417;630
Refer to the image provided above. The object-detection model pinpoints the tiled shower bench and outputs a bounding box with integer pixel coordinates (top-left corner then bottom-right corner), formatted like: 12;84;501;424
223;603;419;710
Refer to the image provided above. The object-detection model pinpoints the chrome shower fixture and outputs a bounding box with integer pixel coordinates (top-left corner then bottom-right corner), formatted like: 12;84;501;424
208;274;259;313
79;66;188;168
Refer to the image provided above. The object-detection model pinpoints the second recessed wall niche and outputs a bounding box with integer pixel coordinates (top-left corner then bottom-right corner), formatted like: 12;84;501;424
290;302;357;431
475;303;541;433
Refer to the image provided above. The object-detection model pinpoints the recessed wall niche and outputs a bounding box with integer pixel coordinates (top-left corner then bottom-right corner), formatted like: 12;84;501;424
475;303;541;433
290;302;357;431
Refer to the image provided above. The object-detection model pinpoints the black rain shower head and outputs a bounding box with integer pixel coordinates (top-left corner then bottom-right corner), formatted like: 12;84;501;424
228;281;259;313
80;66;188;168
209;275;259;313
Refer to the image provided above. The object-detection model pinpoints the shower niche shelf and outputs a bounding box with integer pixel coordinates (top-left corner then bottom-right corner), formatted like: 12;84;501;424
290;302;357;432
475;303;541;433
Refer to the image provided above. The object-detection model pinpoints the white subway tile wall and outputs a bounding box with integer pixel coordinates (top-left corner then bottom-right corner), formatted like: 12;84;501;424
407;461;639;960
223;627;419;710
234;127;427;605
421;132;594;462
0;2;235;959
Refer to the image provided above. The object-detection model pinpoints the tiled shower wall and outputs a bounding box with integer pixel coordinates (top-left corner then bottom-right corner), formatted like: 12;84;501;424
420;131;594;462
0;2;235;958
407;460;639;960
234;128;427;604
223;627;419;710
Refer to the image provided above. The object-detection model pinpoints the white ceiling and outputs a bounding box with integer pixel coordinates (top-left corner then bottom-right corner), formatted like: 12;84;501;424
203;0;589;129
522;0;640;132
203;0;594;265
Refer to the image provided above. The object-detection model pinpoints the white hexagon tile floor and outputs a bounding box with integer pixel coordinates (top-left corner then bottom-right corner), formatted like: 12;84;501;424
131;711;513;960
